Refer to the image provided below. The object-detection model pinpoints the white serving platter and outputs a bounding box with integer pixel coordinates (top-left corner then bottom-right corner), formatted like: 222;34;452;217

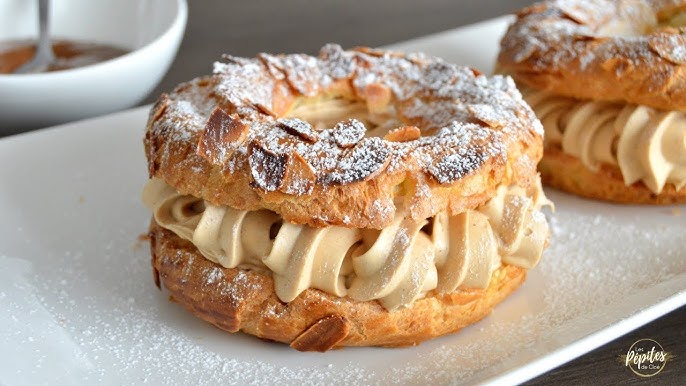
1;16;684;386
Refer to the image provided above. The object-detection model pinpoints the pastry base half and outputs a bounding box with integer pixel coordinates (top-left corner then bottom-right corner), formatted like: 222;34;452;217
539;146;686;205
149;220;527;351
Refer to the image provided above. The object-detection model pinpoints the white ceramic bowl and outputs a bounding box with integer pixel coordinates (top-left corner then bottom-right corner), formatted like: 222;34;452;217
0;0;187;133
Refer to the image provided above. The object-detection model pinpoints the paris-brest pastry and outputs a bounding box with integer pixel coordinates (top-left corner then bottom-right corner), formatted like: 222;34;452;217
498;0;686;203
143;44;552;351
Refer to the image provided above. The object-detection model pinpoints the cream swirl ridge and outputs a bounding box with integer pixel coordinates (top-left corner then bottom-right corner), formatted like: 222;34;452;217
525;89;686;193
142;178;357;301
143;178;551;310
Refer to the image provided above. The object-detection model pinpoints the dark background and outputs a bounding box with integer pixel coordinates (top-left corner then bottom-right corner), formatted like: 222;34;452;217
148;1;685;384
147;0;537;102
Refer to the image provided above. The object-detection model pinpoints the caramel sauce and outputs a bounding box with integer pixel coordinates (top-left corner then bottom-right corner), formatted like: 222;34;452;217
0;39;129;74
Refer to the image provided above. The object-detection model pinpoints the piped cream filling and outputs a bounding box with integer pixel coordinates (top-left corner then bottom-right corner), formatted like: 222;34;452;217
143;178;552;310
525;89;686;194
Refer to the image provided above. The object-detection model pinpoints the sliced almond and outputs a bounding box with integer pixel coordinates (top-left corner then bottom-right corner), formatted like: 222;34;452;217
556;3;591;24
254;103;277;117
321;137;390;185
649;33;686;64
283;54;320;96
270;80;296;117
364;82;392;114
516;3;547;17
511;42;538;63
467;104;509;128
197;107;249;164
282;152;316;195
277;118;318;142
257;52;286;79
425;149;485;184
219;54;252;66
290;315;350;352
384;126;421;142
355;46;385;57
148;94;169;124
319;43;356;80
333;119;366;148
248;141;289;192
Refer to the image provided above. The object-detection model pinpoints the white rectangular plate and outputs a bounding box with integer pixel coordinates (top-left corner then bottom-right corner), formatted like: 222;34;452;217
1;17;685;386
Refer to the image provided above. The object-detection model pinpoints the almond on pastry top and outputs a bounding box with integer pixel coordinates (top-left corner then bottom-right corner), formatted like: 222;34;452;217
145;44;543;229
498;0;686;111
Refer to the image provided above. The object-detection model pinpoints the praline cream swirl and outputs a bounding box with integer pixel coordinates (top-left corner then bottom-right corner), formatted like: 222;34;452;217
525;89;686;193
143;178;551;310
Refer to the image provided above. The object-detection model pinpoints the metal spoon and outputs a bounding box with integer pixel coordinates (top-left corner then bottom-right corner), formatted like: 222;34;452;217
14;0;54;74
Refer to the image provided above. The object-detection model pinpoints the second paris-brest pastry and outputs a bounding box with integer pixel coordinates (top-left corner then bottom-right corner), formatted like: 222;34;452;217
143;44;552;351
498;0;686;203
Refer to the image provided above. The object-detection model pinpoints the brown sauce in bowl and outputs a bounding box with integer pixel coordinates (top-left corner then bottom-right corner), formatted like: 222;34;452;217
0;40;129;74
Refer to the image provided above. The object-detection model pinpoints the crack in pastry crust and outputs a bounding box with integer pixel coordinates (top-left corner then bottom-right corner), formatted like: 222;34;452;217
145;44;543;229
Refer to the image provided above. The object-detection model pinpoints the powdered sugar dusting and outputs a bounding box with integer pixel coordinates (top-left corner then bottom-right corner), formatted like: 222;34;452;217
419;122;505;184
318;44;356;79
277;118;318;142
248;144;288;191
499;0;684;81
320;137;390;185
153;44;539;192
145;81;221;176
204;266;224;285
156;82;217;143
214;58;275;111
332;119;366;148
282;54;325;96
351;50;422;99
146;44;542;228
649;33;686;64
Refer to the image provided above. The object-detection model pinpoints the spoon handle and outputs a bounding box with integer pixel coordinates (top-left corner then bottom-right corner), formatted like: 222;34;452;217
13;0;53;74
35;0;52;59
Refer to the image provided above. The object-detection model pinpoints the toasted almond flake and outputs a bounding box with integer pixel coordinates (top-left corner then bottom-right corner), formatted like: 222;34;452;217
248;142;289;192
649;33;686;64
197;108;248;164
277;118;318;142
384;126;421;142
333;119;366;148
